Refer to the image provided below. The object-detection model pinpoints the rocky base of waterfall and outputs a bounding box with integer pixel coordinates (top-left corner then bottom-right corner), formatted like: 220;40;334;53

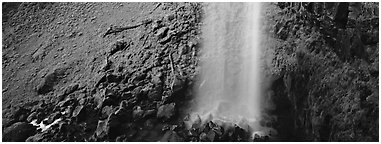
2;2;378;142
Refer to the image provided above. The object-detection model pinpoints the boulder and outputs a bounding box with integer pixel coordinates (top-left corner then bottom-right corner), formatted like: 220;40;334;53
36;67;66;94
155;27;169;39
157;103;176;120
3;122;36;142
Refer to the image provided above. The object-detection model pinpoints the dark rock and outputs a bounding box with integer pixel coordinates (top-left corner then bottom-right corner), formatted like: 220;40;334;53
12;106;29;122
58;122;68;133
157;103;176;120
106;73;123;83
334;2;350;29
2;118;14;128
3;122;36;142
172;76;185;93
144;119;155;129
147;86;162;101
125;127;137;139
107;114;122;139
18;113;28;122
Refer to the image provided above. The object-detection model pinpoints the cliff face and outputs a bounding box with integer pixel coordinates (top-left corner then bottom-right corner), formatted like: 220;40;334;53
266;2;379;141
2;2;378;142
2;2;203;142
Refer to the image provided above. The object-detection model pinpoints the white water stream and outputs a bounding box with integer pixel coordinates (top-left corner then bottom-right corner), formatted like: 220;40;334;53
192;2;273;137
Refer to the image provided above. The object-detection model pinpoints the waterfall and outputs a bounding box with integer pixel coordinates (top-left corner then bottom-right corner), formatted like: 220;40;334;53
192;2;271;136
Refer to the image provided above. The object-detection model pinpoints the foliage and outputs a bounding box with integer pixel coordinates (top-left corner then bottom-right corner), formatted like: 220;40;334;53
267;2;378;141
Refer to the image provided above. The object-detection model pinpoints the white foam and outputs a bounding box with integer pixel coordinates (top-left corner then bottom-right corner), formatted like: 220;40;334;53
30;118;63;132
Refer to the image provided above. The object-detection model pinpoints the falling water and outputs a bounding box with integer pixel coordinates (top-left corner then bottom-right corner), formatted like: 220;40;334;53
192;2;271;136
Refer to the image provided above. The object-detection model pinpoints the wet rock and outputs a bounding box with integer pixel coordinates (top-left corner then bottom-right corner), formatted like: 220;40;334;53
3;122;36;142
47;111;61;124
155;26;169;39
157;103;176;120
